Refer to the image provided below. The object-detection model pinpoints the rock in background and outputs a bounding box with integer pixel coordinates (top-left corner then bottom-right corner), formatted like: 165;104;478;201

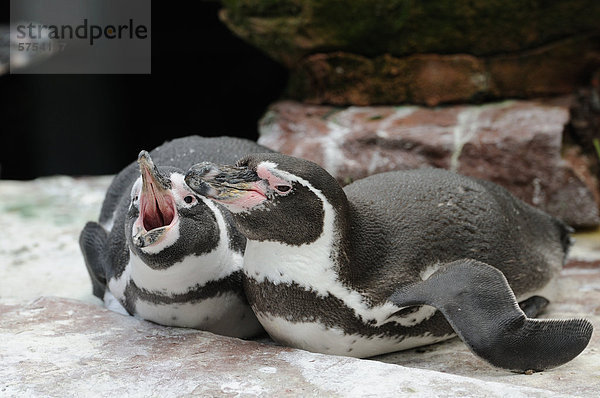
258;99;600;228
220;0;600;228
220;0;600;106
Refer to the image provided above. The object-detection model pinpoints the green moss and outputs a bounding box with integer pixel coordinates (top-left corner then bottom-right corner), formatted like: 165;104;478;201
4;203;39;219
308;0;600;56
222;0;600;65
222;0;303;23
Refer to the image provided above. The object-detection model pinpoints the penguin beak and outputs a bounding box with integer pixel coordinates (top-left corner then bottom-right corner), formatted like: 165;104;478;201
136;151;177;240
185;162;268;209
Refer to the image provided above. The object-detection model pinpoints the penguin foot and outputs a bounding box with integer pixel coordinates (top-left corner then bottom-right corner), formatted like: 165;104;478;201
79;221;108;299
103;290;130;316
389;259;593;372
518;296;549;318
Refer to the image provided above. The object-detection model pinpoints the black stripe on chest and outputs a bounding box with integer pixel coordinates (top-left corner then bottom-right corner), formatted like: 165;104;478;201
122;272;246;314
244;277;454;339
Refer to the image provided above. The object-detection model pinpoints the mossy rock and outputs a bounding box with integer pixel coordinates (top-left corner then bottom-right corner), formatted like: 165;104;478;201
286;35;600;106
221;0;600;67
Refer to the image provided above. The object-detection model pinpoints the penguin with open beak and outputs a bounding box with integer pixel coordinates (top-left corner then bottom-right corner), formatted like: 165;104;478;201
79;136;271;338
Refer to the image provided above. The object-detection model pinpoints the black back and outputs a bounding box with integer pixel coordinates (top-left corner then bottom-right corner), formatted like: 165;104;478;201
343;168;570;303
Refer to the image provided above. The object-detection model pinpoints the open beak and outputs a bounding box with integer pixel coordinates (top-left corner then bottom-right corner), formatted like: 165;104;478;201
184;162;268;209
134;151;177;248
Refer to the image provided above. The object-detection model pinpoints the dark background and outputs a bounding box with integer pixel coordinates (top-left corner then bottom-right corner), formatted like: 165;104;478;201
0;0;288;180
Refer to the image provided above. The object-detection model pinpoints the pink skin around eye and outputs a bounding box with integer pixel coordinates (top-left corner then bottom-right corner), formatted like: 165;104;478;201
256;164;291;193
219;164;290;211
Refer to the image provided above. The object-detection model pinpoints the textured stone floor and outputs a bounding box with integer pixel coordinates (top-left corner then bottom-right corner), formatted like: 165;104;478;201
1;176;599;397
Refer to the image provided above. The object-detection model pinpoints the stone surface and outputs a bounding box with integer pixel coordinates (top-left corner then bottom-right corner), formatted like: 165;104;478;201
286;36;600;106
1;296;584;398
258;100;600;228
0;176;112;304
2;176;600;397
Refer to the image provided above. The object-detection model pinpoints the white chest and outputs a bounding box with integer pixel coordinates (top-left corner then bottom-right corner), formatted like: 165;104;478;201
243;234;441;350
130;244;243;294
240;173;443;355
105;244;255;336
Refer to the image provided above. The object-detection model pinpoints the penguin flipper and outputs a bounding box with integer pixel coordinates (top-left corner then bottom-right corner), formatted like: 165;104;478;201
79;221;109;299
388;259;593;372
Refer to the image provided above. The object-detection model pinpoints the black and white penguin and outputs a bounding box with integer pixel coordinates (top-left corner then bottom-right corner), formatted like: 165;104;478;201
79;136;271;338
184;153;593;371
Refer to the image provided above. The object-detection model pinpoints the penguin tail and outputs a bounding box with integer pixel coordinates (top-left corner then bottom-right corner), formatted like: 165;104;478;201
553;218;575;264
79;221;109;299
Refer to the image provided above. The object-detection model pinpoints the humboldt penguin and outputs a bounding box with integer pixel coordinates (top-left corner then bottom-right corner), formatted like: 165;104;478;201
184;153;593;371
79;136;271;338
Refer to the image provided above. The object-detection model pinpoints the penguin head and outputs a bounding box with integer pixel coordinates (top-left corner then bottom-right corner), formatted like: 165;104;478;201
126;151;222;266
185;153;348;245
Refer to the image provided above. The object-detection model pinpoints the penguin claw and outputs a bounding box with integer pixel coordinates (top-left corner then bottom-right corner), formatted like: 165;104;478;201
388;259;593;372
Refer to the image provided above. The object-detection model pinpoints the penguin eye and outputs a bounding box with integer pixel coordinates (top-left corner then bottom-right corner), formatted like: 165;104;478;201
184;195;195;204
275;185;291;193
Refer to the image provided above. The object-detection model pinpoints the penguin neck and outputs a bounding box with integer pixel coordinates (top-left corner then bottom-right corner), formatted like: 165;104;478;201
242;181;352;295
126;203;244;294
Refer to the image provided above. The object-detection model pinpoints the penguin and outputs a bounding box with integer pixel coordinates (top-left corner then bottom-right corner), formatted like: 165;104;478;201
184;153;593;372
79;136;272;338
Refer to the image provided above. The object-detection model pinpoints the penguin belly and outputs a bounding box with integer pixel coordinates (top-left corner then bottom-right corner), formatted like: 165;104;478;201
242;239;455;357
107;249;263;338
253;307;453;358
133;292;261;338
